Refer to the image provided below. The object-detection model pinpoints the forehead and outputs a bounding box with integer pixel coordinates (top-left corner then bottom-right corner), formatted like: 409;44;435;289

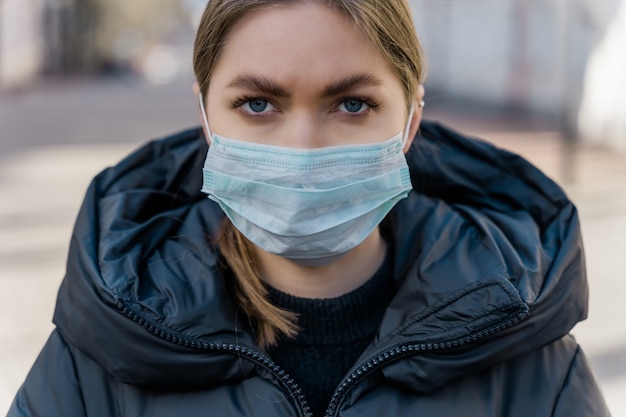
210;2;399;90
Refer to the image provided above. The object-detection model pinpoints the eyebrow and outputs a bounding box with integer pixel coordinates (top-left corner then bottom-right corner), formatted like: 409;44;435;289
227;74;290;97
226;72;383;98
320;73;383;97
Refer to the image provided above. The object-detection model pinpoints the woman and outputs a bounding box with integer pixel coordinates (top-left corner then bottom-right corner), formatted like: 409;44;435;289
9;1;610;416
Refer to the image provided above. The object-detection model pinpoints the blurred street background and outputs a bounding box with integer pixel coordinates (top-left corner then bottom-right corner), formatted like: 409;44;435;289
1;0;625;415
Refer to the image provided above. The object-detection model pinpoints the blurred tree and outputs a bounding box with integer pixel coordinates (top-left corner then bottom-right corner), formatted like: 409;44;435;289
94;0;187;73
42;0;100;75
41;0;187;76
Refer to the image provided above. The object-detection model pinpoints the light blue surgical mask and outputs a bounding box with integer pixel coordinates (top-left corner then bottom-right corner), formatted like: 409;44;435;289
198;94;413;266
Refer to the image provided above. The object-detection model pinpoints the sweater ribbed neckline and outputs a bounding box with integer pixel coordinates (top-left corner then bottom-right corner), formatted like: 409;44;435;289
265;250;394;346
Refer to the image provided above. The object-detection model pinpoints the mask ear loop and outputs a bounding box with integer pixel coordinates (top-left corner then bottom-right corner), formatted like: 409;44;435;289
401;100;426;147
198;93;214;141
401;102;416;148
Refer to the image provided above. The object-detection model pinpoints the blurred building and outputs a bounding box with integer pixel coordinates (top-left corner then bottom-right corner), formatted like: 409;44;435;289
578;0;626;151
0;0;189;87
411;0;625;148
413;0;588;114
0;0;42;88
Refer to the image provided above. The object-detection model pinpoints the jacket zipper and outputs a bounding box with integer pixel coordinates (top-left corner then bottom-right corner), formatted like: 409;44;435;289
116;301;314;417
322;309;529;417
118;301;527;417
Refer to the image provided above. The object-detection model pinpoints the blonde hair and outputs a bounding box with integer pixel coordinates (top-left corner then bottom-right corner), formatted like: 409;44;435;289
193;0;426;348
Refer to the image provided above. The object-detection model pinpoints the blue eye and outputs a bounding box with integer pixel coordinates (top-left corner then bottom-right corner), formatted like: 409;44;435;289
339;99;368;113
243;99;272;113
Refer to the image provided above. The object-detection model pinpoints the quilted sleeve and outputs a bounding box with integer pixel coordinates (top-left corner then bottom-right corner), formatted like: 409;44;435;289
552;345;612;417
7;330;86;417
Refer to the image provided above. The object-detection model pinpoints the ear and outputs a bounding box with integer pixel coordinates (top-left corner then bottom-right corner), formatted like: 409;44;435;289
403;84;425;153
193;81;211;144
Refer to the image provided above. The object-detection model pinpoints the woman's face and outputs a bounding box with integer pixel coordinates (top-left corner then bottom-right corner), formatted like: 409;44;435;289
202;2;420;149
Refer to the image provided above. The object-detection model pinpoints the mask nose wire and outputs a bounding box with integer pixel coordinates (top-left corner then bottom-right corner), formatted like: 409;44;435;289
198;93;214;141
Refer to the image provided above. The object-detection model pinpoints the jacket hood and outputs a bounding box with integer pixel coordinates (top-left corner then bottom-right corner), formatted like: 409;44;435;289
53;121;588;392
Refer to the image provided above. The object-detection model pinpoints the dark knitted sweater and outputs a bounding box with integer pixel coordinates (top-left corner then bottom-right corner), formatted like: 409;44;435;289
266;252;394;417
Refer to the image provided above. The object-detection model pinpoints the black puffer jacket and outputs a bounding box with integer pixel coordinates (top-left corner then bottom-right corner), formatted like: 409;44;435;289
9;121;610;416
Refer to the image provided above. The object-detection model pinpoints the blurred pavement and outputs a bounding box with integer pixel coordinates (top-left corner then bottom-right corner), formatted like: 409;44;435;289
1;79;625;415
